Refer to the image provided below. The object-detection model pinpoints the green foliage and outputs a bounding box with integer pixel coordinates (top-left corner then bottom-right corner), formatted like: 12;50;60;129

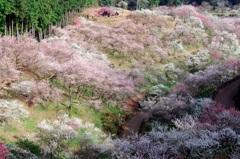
198;83;216;98
108;51;127;59
142;68;174;94
15;139;41;156
2;124;18;133
100;103;127;135
0;0;98;37
100;0;112;6
149;0;159;7
173;0;182;6
38;104;47;111
0;136;7;142
22;118;37;132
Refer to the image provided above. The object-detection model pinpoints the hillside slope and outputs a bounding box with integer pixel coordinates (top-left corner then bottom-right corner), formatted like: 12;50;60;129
0;5;240;158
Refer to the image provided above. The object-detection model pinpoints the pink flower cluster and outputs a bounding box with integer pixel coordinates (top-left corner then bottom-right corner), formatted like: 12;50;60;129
0;143;8;159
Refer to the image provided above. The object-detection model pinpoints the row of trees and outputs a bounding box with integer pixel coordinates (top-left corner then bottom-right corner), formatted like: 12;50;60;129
0;0;98;39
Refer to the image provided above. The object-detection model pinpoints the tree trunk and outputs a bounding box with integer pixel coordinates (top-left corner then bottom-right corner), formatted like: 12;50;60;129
43;30;46;39
48;25;51;37
4;19;6;36
39;29;42;41
61;14;64;27
32;24;35;38
16;22;19;38
137;0;140;10
9;18;11;37
68;85;73;110
21;21;24;35
66;12;68;26
12;18;14;36
25;20;28;34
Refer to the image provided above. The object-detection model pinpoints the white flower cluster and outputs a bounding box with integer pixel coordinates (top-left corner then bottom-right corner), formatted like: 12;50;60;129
148;84;171;97
173;114;197;132
188;16;204;29
222;33;240;57
186;49;210;67
0;99;29;123
190;27;207;43
42;35;68;42
209;32;240;58
7;80;35;96
134;9;156;15
37;114;107;155
162;63;182;81
163;63;176;72
175;23;192;36
71;43;110;64
174;20;206;44
38;114;103;139
169;40;187;54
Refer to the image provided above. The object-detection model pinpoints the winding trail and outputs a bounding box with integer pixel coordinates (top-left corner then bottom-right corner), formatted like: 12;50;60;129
122;75;240;139
122;112;151;138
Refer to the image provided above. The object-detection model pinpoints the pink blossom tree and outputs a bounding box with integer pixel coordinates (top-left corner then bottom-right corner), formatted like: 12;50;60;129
0;143;8;159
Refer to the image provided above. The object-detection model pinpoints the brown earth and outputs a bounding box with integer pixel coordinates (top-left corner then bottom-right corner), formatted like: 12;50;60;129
121;112;151;138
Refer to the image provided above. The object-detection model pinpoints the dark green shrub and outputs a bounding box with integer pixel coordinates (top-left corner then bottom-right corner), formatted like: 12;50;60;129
15;139;41;156
198;83;216;98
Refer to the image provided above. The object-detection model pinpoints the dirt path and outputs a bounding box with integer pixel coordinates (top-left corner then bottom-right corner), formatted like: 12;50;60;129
214;76;240;107
122;112;151;138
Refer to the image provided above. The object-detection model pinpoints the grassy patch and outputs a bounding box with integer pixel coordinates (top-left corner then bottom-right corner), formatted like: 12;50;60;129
76;105;103;129
22;118;37;132
108;51;126;59
2;124;18;133
0;136;7;142
38;104;47;111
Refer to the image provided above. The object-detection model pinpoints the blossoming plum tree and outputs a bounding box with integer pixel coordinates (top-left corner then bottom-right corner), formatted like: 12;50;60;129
0;143;8;159
37;114;108;158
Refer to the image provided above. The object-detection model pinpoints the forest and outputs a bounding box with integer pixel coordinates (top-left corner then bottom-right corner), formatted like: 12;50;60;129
0;0;240;159
0;0;98;39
